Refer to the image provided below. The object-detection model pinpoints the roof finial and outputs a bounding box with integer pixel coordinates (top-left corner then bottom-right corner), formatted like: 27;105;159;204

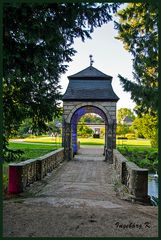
89;54;94;67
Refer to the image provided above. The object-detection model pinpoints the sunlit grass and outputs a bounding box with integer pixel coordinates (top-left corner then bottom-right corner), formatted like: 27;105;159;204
116;139;151;147
12;135;152;147
8;142;59;161
78;137;104;145
24;136;62;143
78;138;151;146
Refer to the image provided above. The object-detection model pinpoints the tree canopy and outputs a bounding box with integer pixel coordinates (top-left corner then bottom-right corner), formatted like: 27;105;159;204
131;114;158;147
79;113;104;124
115;2;158;116
117;108;135;124
3;2;120;140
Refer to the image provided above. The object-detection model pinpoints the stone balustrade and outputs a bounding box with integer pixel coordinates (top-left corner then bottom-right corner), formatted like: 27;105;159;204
8;148;64;194
113;149;149;202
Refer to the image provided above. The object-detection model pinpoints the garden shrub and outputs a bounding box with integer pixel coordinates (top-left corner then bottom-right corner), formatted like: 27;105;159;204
118;146;158;172
150;135;158;148
139;158;151;169
3;148;24;163
125;133;136;139
117;136;128;139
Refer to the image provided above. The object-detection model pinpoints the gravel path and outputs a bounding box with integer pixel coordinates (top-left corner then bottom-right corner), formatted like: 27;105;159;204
3;147;158;237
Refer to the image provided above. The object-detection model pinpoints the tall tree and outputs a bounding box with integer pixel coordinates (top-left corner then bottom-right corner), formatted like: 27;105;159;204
115;2;158;116
117;108;135;124
131;114;158;147
3;2;120;140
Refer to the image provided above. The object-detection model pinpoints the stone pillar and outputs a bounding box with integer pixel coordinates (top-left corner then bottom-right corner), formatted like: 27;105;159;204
72;122;77;155
8;164;23;193
105;122;113;163
63;121;73;161
129;169;149;202
62;119;65;148
112;120;116;149
103;124;107;156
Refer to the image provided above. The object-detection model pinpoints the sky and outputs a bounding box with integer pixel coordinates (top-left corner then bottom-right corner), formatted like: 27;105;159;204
60;15;136;111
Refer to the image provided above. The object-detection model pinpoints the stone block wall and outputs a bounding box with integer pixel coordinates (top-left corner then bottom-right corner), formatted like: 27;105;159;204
113;149;149;202
113;149;128;184
8;148;64;194
63;101;116;124
63;101;118;163
63;101;117;154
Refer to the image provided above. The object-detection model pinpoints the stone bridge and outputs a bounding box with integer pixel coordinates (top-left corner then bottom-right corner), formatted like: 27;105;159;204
4;146;158;237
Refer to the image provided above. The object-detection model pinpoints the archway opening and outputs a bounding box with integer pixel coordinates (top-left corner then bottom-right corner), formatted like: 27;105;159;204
71;105;108;158
77;113;105;154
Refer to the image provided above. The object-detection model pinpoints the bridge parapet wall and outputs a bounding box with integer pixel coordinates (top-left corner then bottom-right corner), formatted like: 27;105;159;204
8;148;64;194
113;149;149;202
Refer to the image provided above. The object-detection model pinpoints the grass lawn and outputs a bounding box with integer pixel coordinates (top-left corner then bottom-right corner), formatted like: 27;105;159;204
78;137;104;145
6;137;153;167
79;138;151;147
12;135;152;147
116;138;151;147
8;142;59;161
22;136;62;144
4;142;58;173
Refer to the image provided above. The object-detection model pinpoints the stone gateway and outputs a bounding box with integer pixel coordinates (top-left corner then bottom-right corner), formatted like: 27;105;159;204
62;65;119;163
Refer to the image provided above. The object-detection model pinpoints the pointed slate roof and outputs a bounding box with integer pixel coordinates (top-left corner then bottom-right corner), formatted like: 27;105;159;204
63;66;119;101
68;66;112;80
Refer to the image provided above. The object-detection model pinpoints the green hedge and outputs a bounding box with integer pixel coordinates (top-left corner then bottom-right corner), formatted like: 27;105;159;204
117;146;158;173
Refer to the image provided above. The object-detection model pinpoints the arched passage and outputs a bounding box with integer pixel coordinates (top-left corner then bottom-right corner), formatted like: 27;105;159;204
63;103;115;163
71;105;108;155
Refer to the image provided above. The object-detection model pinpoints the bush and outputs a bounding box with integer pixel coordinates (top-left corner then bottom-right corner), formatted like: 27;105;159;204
77;124;94;138
116;135;127;139
125;133;136;139
139;159;151;169
147;151;158;161
150;134;158;148
117;146;158;172
2;136;24;162
3;148;24;163
152;160;158;171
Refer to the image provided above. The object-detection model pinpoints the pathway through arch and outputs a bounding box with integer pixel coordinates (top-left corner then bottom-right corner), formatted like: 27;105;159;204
74;145;105;161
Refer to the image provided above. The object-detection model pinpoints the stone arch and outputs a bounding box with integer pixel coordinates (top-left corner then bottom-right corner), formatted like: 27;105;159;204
63;102;115;163
65;102;113;125
70;105;108;156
